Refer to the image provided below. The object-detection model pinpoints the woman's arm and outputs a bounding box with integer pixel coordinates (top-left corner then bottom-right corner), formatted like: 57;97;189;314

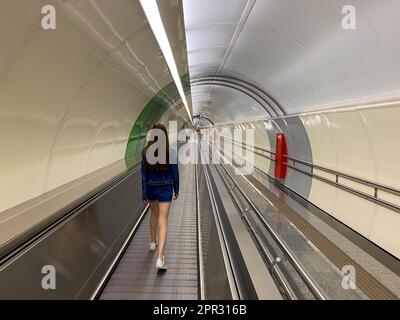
172;163;179;197
141;156;148;201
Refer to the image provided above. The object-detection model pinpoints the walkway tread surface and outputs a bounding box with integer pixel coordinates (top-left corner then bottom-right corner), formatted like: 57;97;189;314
100;164;198;300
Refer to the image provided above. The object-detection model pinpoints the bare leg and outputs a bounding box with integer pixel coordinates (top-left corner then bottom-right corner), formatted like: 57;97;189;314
149;200;159;243
157;202;171;259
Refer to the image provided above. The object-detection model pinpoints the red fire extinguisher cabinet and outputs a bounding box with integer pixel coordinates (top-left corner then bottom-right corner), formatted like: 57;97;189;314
274;133;287;179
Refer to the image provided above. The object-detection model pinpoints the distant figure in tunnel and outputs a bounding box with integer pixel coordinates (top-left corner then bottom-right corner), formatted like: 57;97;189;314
141;123;179;271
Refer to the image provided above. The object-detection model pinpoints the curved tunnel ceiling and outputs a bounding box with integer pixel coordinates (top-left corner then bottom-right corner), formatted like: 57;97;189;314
192;84;267;124
183;0;400;124
193;114;215;126
192;76;285;117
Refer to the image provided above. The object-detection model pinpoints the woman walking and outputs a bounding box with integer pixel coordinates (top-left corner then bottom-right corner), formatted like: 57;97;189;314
141;123;179;271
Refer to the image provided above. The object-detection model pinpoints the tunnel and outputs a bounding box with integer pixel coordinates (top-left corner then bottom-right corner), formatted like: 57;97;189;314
0;0;399;301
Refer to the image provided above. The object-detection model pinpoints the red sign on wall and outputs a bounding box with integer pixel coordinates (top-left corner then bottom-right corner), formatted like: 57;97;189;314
274;133;287;179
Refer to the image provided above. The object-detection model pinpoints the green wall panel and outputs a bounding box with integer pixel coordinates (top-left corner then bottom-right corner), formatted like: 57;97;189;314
125;74;190;168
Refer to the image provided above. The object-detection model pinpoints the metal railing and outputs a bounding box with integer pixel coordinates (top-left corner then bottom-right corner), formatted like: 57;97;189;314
91;203;149;299
195;165;206;300
211;163;297;300
217;136;400;214
204;141;328;300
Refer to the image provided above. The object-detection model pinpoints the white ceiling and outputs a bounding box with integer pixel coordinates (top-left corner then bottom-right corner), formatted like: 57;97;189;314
192;84;266;123
183;0;400;124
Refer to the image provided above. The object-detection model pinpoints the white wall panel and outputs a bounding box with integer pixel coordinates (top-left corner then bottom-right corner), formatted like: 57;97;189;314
0;0;190;216
333;189;377;237
360;106;400;189
302;105;400;257
370;206;400;258
324;112;377;181
0;25;100;210
301;114;337;169
308;179;338;216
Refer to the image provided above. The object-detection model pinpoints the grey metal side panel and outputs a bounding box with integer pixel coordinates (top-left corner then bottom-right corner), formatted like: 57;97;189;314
197;164;232;300
0;169;145;299
264;116;313;199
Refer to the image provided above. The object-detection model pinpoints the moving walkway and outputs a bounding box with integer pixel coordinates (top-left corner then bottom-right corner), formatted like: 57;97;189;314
0;140;398;300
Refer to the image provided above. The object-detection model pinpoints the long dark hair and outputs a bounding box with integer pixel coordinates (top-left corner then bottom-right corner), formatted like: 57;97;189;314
143;123;170;172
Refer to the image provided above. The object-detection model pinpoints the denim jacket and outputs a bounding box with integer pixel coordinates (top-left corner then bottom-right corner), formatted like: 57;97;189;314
141;149;179;200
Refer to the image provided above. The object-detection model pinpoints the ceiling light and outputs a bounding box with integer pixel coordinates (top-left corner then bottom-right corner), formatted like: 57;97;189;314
139;0;193;124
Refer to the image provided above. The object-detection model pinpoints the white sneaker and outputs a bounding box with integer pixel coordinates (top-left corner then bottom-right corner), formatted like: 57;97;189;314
156;257;167;271
149;242;157;251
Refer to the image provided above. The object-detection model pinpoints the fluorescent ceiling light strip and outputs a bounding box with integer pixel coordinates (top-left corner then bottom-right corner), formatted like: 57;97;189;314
140;0;193;123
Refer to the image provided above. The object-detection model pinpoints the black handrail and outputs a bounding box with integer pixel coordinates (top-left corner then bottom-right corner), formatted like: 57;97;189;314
0;165;140;266
219;136;400;213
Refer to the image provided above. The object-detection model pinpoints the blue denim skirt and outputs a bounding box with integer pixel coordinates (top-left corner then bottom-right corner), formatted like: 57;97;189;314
147;184;173;203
